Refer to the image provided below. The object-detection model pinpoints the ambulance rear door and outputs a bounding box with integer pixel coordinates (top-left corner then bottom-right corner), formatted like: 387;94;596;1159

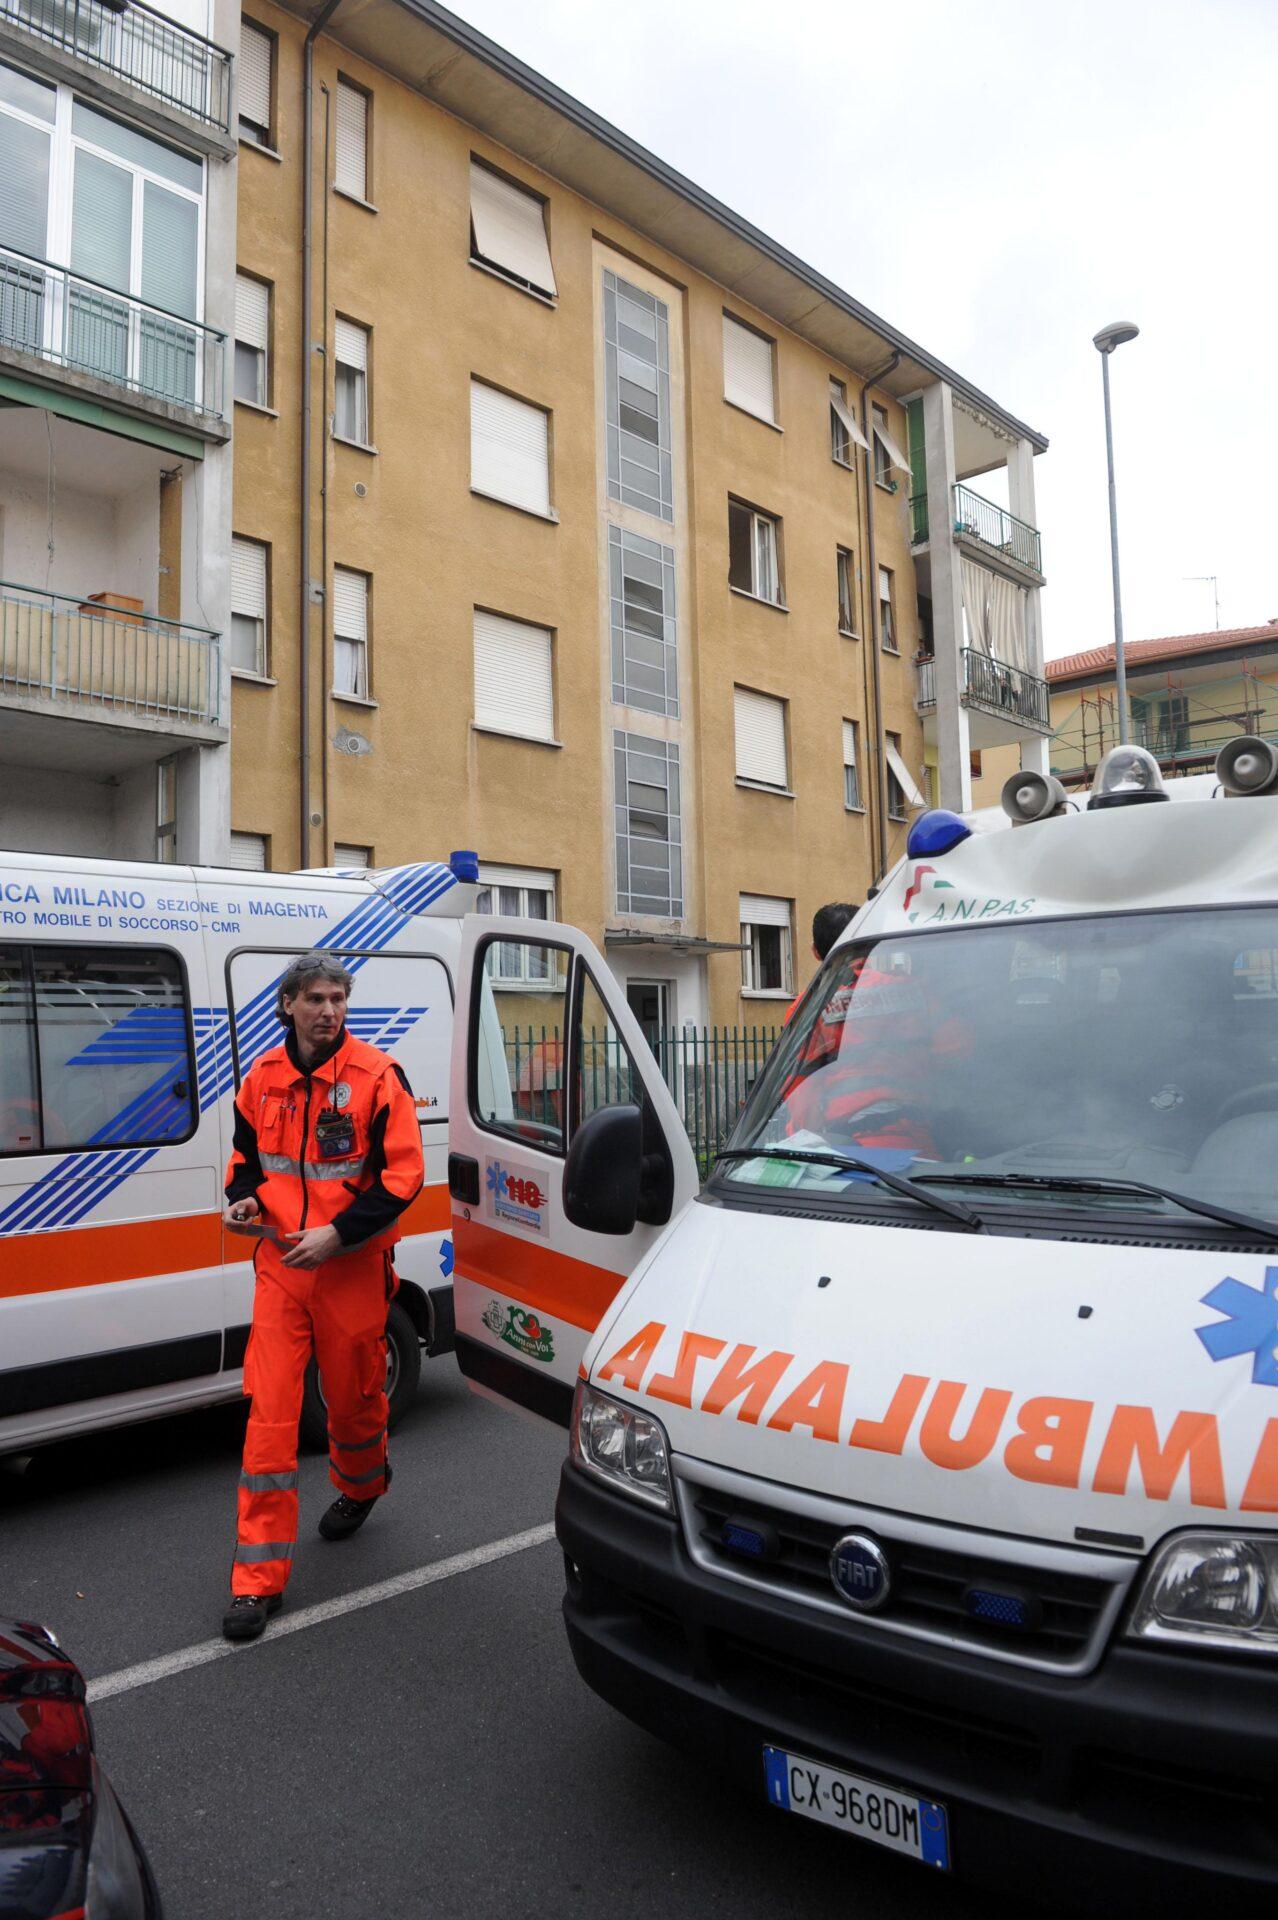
448;916;698;1425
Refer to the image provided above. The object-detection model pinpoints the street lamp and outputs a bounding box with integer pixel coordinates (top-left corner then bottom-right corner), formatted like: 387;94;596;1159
1093;320;1140;744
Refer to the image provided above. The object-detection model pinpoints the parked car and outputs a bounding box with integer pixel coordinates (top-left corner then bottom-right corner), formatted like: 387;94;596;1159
0;1617;161;1919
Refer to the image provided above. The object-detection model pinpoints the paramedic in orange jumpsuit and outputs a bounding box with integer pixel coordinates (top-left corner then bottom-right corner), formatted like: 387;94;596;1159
220;951;423;1641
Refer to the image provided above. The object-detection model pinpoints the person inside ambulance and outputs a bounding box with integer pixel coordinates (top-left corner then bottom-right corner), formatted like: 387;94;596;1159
220;951;424;1643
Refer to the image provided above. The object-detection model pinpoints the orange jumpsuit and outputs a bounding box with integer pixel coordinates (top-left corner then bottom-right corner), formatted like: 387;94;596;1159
225;1026;424;1596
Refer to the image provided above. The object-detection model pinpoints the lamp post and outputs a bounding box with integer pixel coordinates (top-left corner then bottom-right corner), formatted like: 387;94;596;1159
1093;320;1140;744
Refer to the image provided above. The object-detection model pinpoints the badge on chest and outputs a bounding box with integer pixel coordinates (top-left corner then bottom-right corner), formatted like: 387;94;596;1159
315;1105;356;1161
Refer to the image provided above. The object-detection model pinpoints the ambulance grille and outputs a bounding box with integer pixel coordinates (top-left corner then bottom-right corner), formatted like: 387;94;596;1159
676;1462;1138;1676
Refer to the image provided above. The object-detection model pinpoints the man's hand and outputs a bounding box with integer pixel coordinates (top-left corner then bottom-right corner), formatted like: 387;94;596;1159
224;1196;261;1228
281;1224;343;1269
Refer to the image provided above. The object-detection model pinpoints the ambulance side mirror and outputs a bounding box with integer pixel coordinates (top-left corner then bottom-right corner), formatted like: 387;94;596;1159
563;1104;642;1236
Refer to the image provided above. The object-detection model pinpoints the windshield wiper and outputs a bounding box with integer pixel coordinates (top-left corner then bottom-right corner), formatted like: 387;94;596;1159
919;1172;1278;1242
714;1147;984;1233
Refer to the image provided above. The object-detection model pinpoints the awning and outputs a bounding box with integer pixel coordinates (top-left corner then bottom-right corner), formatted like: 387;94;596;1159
604;930;744;955
885;740;926;809
873;418;912;477
829;384;871;452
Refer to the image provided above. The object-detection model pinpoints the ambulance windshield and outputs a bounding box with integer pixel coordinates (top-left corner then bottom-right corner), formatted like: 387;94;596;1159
719;907;1278;1230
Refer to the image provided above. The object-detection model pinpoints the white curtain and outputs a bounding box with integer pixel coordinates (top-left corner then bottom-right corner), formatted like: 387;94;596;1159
960;558;993;657
990;572;1030;673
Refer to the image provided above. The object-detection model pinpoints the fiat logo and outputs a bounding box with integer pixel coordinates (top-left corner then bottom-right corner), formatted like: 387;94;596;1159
830;1531;891;1612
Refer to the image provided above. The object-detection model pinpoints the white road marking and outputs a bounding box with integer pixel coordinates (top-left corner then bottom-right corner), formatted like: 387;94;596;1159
86;1522;557;1704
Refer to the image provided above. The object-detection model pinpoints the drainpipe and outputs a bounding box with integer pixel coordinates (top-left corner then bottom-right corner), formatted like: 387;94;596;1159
860;350;900;882
299;0;343;869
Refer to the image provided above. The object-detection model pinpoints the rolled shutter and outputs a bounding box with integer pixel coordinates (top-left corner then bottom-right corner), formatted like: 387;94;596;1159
333;843;371;867
723;314;775;423
235;274;269;350
469;161;556;296
470;381;550;517
334;316;368;372
227;832;267;870
332;567;367;639
843;720;856;767
231;536;266;618
238;21;271;132
473;609;554;741
335;81;367;199
734;686;788;787
739;894;790;929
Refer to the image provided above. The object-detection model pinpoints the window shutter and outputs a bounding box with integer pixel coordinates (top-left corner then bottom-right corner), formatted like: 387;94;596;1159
333;843;371;867
878;565;892;602
734;686;788;787
885;739;926;809
334;316;368;372
473;609;554;741
235;274;269;350
227;831;267;870
469;161;556;296
231;537;266;617
238;21;271;131
335;80;367;198
739;893;790;929
829;381;871;451
470;382;550;517
723;315;775;422
479;864;555;894
332;567;367;639
843;720;857;767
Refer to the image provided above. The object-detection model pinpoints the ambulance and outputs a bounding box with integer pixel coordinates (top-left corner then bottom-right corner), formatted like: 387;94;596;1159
449;737;1278;1909
0;850;474;1454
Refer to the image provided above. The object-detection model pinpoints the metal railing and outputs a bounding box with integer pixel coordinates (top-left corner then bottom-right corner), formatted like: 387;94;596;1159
0;0;232;130
915;648;1051;731
0;244;226;419
952;484;1042;574
0;579;221;725
910;491;929;544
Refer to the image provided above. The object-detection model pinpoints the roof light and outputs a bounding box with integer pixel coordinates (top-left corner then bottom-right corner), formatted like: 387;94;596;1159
1001;771;1068;825
449;849;480;881
906;809;972;859
1216;735;1278;798
1087;744;1168;810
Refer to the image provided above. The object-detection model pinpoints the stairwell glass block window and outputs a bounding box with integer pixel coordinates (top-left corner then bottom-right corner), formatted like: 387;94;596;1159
614;732;682;917
603;270;673;522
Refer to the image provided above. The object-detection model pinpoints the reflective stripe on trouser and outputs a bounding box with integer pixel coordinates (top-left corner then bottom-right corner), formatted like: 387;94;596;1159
232;1243;392;1596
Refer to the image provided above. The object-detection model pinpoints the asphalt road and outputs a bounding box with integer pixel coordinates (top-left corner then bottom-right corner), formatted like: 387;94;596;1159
3;1361;1026;1920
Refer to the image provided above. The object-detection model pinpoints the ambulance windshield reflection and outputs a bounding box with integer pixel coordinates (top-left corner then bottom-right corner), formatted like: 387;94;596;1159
720;909;1278;1227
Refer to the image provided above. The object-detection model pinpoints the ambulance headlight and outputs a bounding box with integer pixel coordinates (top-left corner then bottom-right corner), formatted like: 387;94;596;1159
1087;743;1169;810
570;1382;673;1512
1127;1534;1278;1652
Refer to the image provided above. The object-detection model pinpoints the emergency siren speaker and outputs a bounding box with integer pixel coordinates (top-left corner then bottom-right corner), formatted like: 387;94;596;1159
1001;770;1068;824
1216;734;1278;797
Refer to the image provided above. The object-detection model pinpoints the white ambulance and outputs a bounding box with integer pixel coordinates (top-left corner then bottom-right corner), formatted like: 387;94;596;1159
0;850;475;1454
449;738;1278;1909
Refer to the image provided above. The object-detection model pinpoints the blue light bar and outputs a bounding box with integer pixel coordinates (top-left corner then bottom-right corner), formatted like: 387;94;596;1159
449;849;480;882
906;809;972;860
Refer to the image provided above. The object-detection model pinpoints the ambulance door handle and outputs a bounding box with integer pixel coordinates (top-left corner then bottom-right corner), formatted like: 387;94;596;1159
448;1153;480;1205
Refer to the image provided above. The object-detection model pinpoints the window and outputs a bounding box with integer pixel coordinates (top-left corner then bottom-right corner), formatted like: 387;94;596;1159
334;317;370;444
740;896;792;996
470;380;551;517
476;866;557;986
734;687;788;790
472;937;570;1153
872;402;911;488
227;832;268;870
830;378;867;466
473;609;554;742
603;269;673;522
884;732;926;821
234;273;269;406
609;525;677;715
238;20;273;145
728;498;782;605
230;535;268;676
614;731;682;917
156;758;177;861
0;943;195;1154
843;720;862;811
837;547;857;636
879;565;897;652
468;159;556;299
723;312;776;424
969;749;984;782
333;568;369;699
335;79;368;200
333;843;371;868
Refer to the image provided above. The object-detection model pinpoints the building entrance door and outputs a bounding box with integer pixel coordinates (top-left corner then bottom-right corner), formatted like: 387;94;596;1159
625;979;670;1069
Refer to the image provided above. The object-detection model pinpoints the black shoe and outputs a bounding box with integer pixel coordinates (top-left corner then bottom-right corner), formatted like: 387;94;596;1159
222;1593;282;1642
319;1493;378;1541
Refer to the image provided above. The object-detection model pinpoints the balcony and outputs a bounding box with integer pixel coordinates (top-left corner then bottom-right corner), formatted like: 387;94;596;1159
0;244;225;422
0;580;221;730
0;0;231;132
916;646;1051;734
952;483;1042;576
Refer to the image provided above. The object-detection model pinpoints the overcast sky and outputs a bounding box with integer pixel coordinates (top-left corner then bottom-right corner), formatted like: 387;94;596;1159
449;0;1276;658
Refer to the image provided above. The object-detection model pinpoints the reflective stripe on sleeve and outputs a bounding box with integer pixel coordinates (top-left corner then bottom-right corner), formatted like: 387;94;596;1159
234;1540;296;1563
239;1471;299;1494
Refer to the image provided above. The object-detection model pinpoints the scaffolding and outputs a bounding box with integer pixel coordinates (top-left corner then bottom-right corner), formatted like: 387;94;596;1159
1050;657;1274;786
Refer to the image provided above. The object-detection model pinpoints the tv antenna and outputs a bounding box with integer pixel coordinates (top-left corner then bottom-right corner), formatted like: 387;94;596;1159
1184;575;1220;630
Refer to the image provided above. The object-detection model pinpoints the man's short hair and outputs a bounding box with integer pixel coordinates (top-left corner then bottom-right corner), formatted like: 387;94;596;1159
276;951;354;1025
811;902;859;961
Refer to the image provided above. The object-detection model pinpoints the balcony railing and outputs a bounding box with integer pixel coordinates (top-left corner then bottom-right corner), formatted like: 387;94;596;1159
0;0;231;131
953;484;1042;575
0;580;221;726
0;244;225;419
916;647;1051;732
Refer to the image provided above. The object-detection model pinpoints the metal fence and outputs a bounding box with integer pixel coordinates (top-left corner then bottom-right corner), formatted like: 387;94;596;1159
0;580;222;725
499;1023;783;1182
959;646;1051;729
0;0;232;130
0;244;226;419
952;483;1042;575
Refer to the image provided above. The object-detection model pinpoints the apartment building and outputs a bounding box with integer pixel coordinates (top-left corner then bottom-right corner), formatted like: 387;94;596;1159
229;0;1049;1023
972;621;1278;808
0;0;235;861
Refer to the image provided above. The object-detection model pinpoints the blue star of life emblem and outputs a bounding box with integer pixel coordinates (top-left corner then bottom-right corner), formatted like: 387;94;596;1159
485;1160;507;1199
438;1237;454;1279
1196;1268;1278;1388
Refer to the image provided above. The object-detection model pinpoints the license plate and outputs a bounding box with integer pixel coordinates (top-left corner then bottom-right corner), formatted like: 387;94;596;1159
763;1746;950;1869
